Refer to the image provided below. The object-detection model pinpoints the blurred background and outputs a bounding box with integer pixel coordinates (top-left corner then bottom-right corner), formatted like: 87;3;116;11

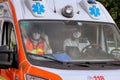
98;0;120;28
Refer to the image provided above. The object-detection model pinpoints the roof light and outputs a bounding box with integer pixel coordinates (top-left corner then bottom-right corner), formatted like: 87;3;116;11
88;0;96;3
61;5;74;18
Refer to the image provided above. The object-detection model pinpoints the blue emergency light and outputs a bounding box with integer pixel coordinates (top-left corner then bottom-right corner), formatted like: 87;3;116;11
88;0;96;3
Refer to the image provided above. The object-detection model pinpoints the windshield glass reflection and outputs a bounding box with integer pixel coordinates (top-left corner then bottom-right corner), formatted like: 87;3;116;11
20;21;120;62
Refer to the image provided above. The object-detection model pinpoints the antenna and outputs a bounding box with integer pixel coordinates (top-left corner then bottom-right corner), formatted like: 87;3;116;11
53;0;56;13
76;0;80;14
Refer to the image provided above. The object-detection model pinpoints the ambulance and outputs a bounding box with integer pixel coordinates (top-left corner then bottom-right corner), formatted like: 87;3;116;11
0;0;120;80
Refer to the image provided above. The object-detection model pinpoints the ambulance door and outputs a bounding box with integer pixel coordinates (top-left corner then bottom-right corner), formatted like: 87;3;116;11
0;21;18;80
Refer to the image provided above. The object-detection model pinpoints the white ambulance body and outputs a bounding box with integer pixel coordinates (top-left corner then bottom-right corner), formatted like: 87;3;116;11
0;0;120;80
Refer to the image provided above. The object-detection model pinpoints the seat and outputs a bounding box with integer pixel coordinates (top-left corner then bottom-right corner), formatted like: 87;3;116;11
66;46;81;59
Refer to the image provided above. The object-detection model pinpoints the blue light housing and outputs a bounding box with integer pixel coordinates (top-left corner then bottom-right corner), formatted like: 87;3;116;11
88;0;96;3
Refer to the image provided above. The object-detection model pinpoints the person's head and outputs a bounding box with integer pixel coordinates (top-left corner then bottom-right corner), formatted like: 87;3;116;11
32;31;41;41
72;29;82;40
29;26;42;41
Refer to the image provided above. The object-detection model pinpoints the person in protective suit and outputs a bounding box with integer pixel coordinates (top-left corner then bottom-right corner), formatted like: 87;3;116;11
25;26;52;54
64;29;90;52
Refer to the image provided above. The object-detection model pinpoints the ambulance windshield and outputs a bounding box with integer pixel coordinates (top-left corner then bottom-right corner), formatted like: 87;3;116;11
20;21;120;62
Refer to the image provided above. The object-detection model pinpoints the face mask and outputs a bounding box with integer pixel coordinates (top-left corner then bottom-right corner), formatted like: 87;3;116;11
73;31;81;39
32;32;41;40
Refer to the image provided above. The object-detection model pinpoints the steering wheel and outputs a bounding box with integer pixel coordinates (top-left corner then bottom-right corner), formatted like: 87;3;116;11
81;44;102;53
110;48;120;55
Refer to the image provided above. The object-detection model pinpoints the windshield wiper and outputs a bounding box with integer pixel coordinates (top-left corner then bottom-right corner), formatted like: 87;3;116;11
27;53;65;64
106;61;120;66
75;61;120;68
27;53;82;67
27;53;120;68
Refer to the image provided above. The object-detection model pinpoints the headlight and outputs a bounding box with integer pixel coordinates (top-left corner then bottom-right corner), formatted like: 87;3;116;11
25;74;48;80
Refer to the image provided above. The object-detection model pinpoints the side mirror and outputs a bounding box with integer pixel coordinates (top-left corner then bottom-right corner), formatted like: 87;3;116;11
0;45;14;69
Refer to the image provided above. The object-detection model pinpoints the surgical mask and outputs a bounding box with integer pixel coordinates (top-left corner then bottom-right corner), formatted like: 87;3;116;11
73;31;81;39
32;32;41;40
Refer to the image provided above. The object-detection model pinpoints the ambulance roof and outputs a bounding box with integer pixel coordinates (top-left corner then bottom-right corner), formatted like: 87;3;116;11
5;0;116;23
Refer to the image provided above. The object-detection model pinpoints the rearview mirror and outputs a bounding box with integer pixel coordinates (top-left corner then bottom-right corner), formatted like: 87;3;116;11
0;45;14;69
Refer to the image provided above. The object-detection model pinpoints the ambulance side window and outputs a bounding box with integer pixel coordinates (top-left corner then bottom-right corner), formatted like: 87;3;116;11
2;22;17;50
104;27;119;53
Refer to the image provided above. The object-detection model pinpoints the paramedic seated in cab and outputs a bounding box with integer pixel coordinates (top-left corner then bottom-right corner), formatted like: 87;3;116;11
64;28;90;52
25;27;52;54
